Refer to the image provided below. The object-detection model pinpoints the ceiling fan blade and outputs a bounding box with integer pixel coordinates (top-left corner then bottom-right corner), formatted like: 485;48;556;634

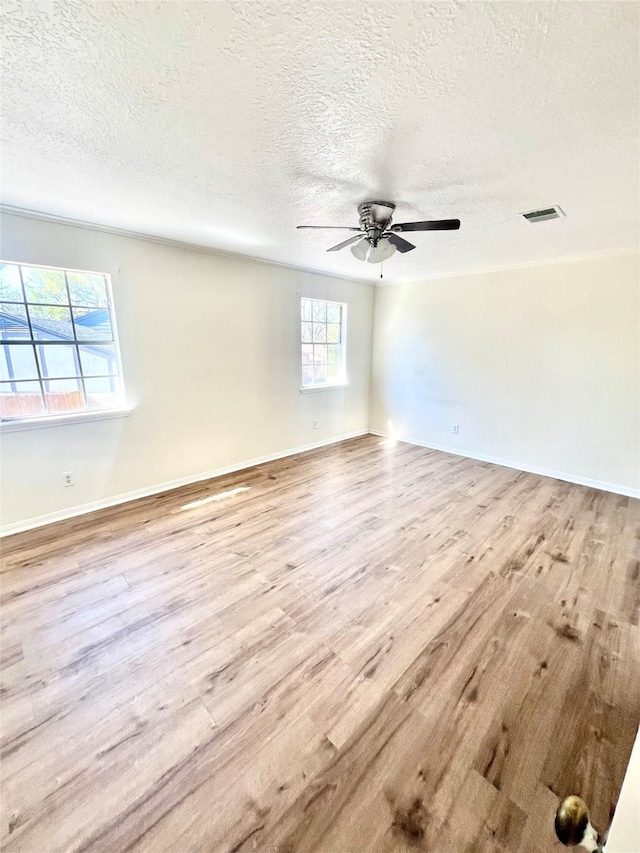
327;235;365;252
393;218;461;232
297;225;361;231
386;233;415;253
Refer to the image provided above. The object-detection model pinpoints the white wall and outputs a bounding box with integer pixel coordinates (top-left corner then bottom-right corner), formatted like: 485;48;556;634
370;253;640;495
2;213;637;534
0;212;374;533
607;728;640;852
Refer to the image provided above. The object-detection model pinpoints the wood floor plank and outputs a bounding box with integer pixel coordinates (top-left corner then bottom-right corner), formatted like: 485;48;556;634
2;697;216;852
0;435;638;851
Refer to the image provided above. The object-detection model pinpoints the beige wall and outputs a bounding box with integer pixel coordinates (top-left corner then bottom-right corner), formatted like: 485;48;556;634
0;213;374;533
370;253;640;495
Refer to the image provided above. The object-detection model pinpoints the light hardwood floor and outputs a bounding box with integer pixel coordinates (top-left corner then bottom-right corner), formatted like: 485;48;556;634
1;435;639;852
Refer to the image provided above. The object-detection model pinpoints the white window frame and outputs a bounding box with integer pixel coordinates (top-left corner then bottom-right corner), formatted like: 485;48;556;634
0;260;129;428
299;297;348;392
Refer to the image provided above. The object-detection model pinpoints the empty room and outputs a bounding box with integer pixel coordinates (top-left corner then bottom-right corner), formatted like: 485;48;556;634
0;2;639;851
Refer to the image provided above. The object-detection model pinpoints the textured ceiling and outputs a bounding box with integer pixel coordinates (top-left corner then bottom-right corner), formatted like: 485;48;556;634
1;1;639;283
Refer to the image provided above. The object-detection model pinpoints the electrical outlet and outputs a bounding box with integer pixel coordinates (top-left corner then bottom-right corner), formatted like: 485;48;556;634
312;420;318;429
62;471;74;487
452;425;460;435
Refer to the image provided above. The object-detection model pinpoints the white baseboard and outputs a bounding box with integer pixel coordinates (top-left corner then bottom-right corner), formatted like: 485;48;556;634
368;429;640;499
4;427;636;537
0;430;368;538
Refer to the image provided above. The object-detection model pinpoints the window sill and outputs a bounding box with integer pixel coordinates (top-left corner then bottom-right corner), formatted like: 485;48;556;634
0;407;133;432
299;383;348;394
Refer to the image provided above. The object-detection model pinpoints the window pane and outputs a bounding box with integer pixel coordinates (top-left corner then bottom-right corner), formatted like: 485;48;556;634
0;262;123;421
327;344;341;363
0;381;45;418
43;379;84;413
22;267;68;304
43;377;81;392
301;321;312;343
0;264;23;301
327;323;341;343
312;301;326;322
84;376;122;409
301;366;313;387
327;362;341;382
1;303;29;340
301;299;312;321
301;344;313;366
313;364;327;384
67;272;108;307
312;323;326;343
1;345;39;380
28;305;74;340
79;344;117;376
327;302;341;323
73;307;113;341
313;345;327;364
37;344;80;379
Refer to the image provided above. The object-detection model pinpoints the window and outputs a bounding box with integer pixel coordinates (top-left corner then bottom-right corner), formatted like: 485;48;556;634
300;298;346;389
0;261;125;422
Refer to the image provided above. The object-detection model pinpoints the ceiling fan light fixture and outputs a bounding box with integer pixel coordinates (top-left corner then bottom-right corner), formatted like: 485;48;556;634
367;237;396;264
350;238;369;261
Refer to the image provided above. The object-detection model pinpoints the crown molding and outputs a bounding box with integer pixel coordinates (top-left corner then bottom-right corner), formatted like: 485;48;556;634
0;204;372;287
2;204;637;287
393;245;639;286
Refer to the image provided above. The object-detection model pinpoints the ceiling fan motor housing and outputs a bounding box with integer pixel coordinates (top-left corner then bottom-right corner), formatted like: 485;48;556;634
358;201;396;246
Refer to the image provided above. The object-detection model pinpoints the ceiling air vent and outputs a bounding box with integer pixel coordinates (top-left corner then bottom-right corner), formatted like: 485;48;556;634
523;206;565;223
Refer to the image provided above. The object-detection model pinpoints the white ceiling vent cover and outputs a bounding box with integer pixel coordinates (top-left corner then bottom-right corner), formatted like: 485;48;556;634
523;206;566;223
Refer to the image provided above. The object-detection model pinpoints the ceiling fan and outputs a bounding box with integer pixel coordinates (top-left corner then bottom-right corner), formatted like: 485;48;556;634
297;201;460;264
